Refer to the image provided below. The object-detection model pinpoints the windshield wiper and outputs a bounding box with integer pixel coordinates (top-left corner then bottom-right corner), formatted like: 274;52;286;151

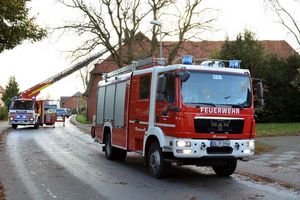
185;102;216;107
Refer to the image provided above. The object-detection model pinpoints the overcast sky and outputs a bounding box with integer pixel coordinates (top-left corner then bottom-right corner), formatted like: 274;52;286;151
0;0;299;100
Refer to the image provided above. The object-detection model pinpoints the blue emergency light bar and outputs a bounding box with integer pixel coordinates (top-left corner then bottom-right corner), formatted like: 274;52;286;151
229;60;240;69
182;55;193;65
179;55;241;69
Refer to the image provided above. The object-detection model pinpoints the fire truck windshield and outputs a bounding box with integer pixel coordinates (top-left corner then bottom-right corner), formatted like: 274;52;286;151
10;100;34;110
181;71;252;108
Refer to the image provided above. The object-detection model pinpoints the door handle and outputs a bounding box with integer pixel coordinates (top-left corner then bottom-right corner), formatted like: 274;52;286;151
134;119;140;124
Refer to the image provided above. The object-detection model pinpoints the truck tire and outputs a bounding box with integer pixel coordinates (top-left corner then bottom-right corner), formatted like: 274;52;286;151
34;122;39;129
212;158;237;177
147;141;170;178
116;149;127;160
12;124;17;129
104;133;127;160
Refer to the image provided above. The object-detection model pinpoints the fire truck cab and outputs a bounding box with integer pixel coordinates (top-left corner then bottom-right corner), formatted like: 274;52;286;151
9;98;39;129
9;98;57;129
91;56;264;178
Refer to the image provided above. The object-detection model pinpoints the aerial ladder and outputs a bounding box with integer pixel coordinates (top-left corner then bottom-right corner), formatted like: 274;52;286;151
21;48;110;98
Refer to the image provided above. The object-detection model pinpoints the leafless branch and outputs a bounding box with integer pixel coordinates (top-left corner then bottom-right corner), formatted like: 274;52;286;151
267;0;300;47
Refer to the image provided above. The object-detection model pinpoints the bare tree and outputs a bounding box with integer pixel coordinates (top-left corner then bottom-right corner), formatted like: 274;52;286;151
58;0;215;65
148;0;175;55
266;0;300;48
148;0;215;63
58;0;149;67
266;0;300;90
164;0;215;63
79;64;93;92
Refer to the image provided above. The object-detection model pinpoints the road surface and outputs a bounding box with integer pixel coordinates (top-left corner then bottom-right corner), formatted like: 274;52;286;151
0;120;299;200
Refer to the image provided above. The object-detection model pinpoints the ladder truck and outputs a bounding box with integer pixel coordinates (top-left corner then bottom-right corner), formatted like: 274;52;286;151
8;49;109;129
91;56;264;178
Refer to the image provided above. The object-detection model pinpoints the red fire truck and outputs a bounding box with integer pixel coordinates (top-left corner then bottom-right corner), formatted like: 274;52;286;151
8;98;57;129
8;48;110;129
91;56;264;178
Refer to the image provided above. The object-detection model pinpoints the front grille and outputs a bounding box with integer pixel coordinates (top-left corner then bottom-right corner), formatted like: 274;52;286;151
207;147;233;154
194;118;244;134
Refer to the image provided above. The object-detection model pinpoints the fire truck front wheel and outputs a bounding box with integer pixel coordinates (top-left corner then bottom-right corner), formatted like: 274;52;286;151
34;122;39;129
105;133;127;160
147;142;171;178
212;158;237;177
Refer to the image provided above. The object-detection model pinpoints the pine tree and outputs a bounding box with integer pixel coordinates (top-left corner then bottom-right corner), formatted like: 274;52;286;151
1;76;20;108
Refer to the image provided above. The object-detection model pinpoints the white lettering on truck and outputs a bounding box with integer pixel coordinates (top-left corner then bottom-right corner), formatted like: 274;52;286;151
200;107;240;115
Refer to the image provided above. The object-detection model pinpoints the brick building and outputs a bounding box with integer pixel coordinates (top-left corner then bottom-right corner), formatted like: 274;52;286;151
0;86;5;107
60;92;87;113
87;34;296;121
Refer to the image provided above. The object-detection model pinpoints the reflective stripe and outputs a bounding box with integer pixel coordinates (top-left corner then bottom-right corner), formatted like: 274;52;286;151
129;120;175;128
195;116;244;120
155;123;176;128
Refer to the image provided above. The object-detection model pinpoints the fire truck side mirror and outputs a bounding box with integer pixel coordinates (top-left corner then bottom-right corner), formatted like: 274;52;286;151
257;81;264;99
177;71;190;82
256;81;264;108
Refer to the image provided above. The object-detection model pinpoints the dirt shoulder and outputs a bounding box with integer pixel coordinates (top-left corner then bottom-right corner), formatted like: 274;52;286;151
0;185;5;200
0;123;9;200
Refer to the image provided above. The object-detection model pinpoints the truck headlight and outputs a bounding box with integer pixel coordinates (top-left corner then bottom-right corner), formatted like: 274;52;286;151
246;141;255;148
176;141;191;147
9;117;14;121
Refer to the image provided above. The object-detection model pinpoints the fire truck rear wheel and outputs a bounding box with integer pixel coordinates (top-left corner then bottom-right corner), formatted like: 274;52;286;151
212;158;237;176
105;133;127;160
12;124;17;129
147;142;170;178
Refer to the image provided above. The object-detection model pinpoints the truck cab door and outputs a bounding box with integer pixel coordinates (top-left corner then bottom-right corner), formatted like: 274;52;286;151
155;75;177;133
128;74;151;152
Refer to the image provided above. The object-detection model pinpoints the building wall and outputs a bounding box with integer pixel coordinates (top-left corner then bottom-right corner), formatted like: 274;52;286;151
63;96;87;113
87;75;102;121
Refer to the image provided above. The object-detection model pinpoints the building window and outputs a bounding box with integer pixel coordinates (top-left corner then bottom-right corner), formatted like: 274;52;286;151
139;75;150;99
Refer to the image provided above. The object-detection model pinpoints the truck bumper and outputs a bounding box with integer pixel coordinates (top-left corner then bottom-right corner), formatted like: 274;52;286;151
9;120;35;126
170;138;255;159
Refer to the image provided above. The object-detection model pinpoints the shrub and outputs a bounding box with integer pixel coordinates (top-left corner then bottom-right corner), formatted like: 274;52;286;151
0;106;8;120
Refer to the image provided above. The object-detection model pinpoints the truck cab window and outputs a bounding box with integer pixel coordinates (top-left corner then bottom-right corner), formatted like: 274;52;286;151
165;76;175;103
139;76;150;99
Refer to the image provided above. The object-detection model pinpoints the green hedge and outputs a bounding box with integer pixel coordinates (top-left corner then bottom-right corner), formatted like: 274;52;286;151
0;106;8;120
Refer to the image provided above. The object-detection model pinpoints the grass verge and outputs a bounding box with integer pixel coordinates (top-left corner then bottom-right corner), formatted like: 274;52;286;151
75;114;90;124
255;123;300;154
256;123;300;137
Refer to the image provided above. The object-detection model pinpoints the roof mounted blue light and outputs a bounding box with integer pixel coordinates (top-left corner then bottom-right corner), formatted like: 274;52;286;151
229;60;240;69
182;55;193;65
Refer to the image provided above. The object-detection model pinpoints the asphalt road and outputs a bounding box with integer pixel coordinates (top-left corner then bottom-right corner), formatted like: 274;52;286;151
0;120;299;200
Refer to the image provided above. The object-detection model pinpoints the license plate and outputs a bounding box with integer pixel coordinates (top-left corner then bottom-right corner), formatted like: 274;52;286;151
210;140;230;147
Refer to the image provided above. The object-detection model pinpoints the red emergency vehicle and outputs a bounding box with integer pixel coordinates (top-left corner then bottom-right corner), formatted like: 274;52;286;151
91;56;264;178
8;98;57;129
8;48;110;129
